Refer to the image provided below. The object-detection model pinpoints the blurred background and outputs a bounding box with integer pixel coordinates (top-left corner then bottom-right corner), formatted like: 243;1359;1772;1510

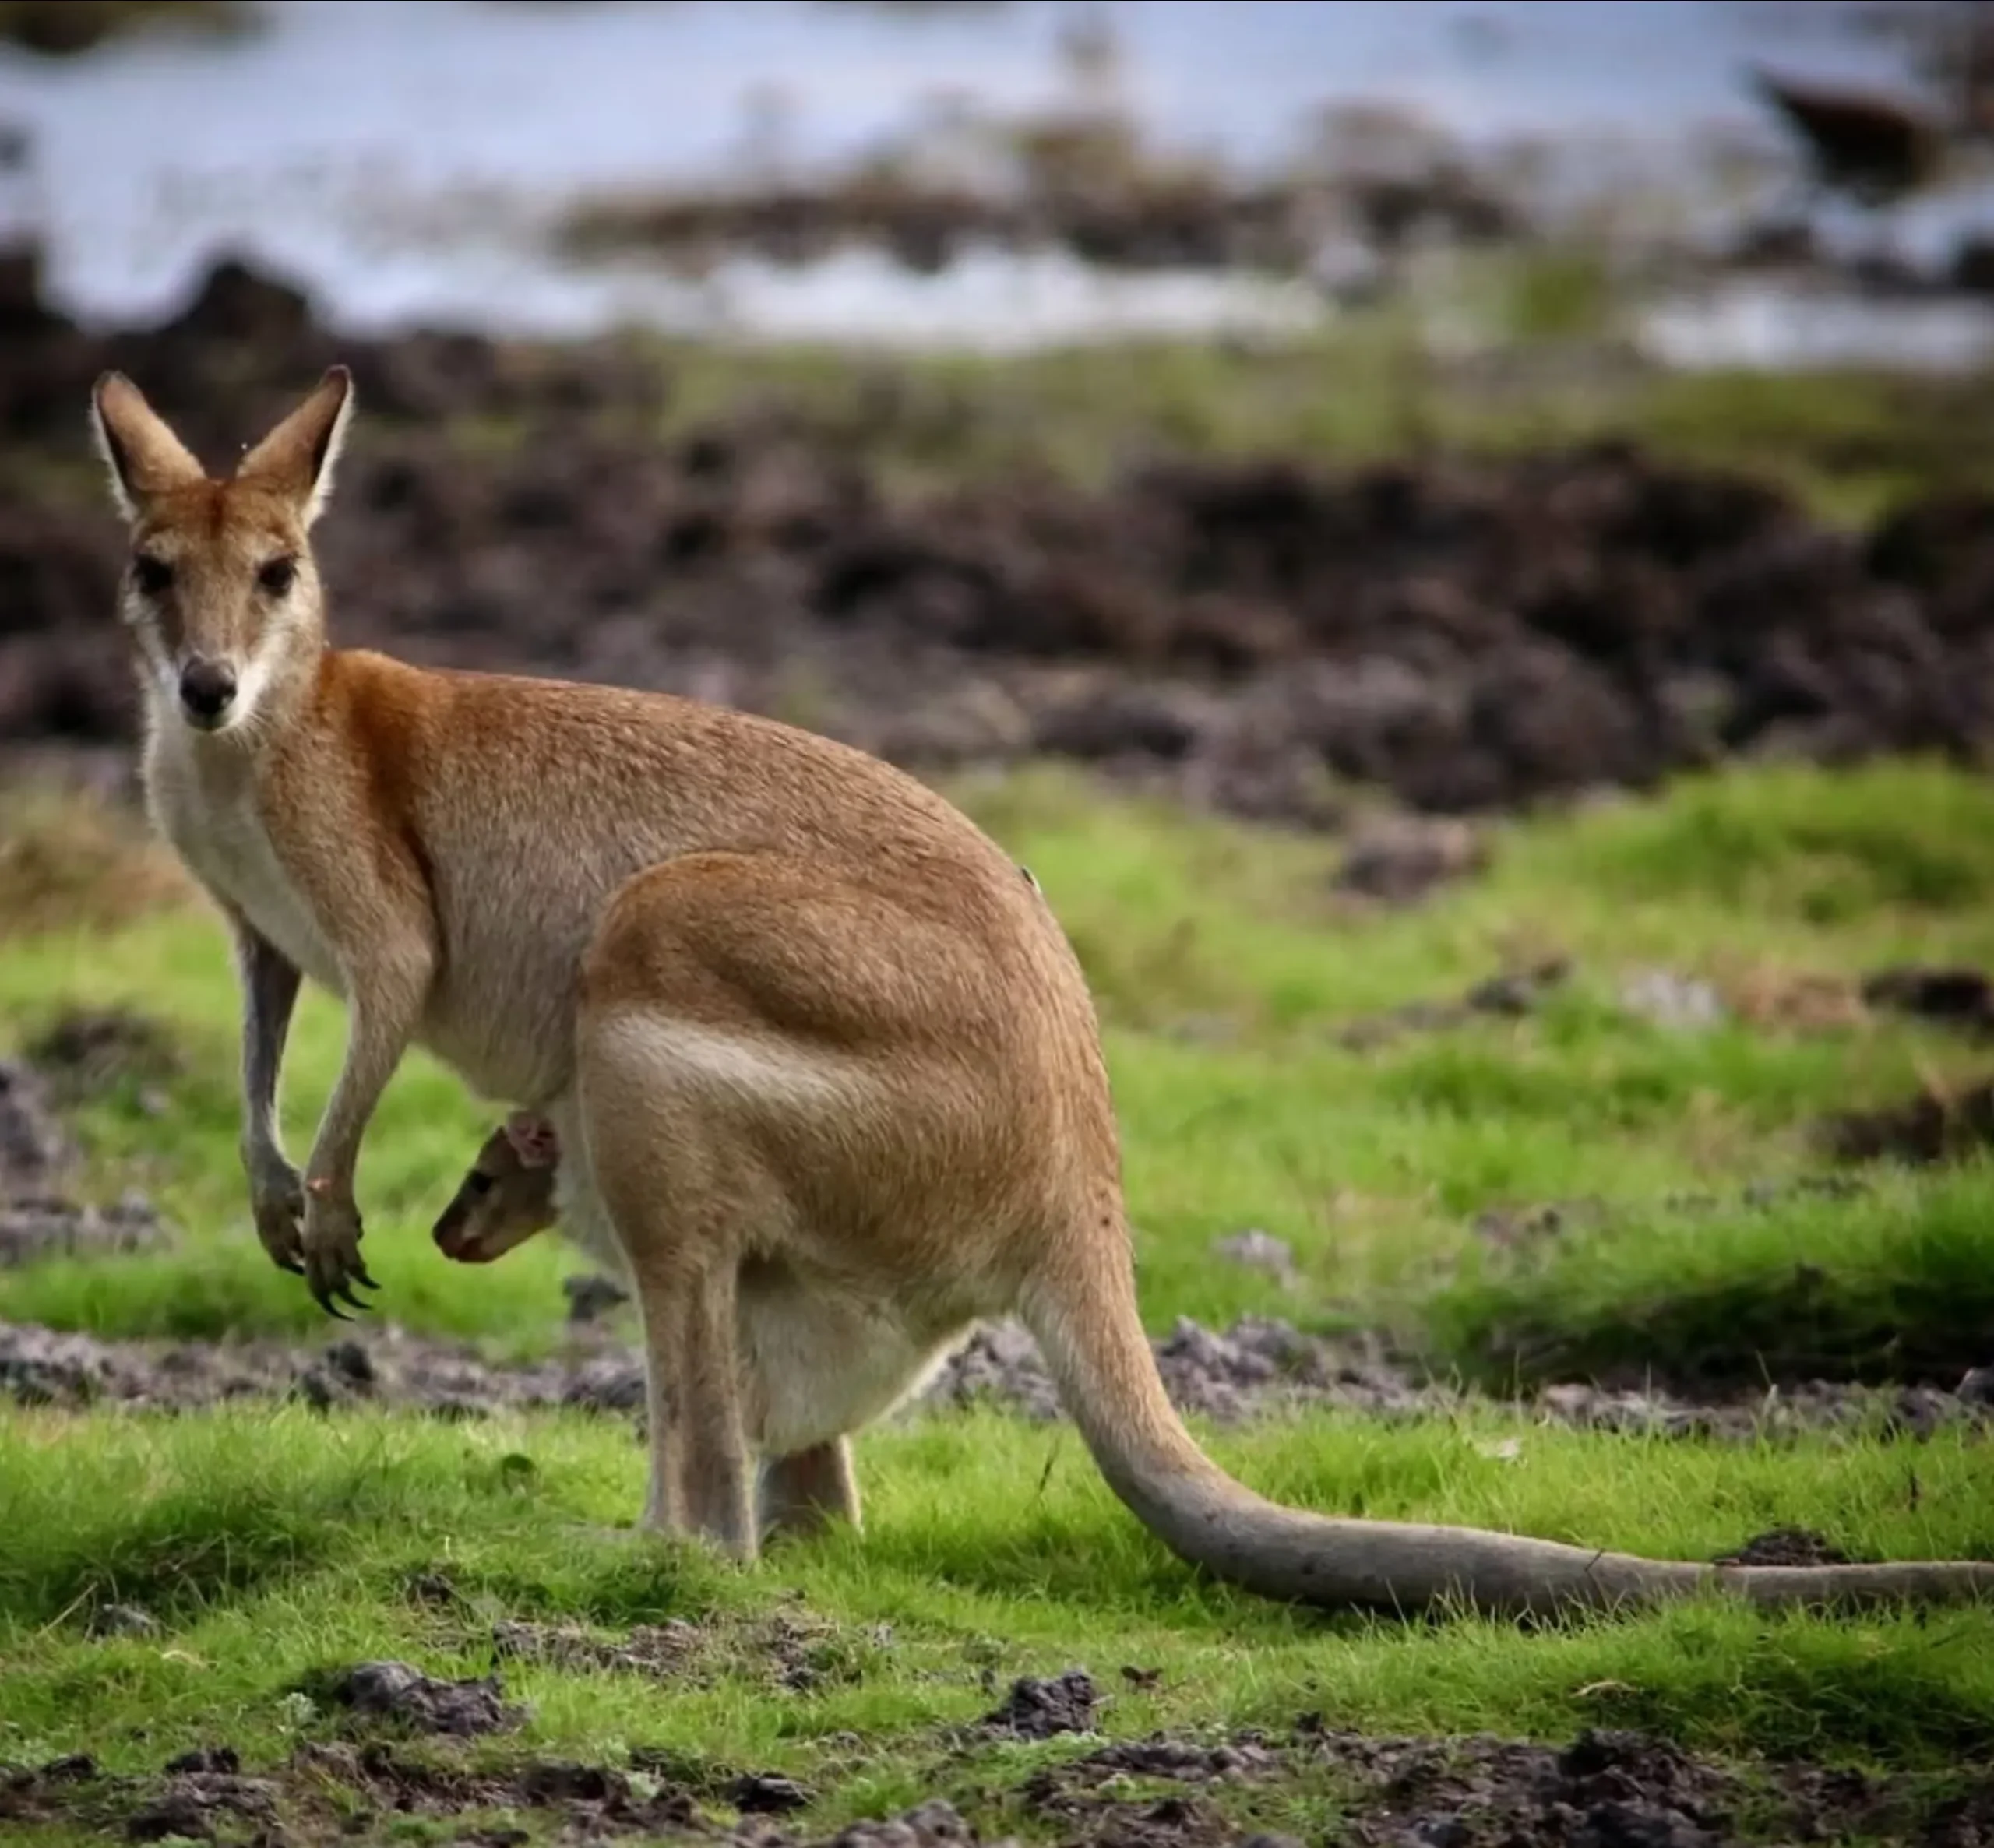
4;0;1994;837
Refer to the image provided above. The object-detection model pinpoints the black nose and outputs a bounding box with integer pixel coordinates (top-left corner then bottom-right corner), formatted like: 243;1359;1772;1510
178;656;238;724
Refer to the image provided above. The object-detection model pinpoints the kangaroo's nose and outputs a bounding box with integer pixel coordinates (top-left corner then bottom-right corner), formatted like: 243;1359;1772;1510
178;656;238;727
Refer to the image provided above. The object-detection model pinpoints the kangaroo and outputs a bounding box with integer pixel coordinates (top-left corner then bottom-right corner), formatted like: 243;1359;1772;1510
90;364;1994;1617
432;1117;560;1268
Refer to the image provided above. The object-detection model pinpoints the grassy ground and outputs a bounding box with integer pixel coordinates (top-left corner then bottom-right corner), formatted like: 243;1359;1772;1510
4;757;1994;1841
628;320;1994;527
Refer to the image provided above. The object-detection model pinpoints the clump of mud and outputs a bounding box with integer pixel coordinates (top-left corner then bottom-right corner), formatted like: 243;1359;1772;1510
1816;1079;1994;1166
981;1669;1100;1740
315;1660;524;1737
1714;1526;1853;1568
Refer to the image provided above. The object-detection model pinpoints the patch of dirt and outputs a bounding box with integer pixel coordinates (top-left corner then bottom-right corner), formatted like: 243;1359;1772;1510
1816;1077;1994;1165
1018;1720;1994;1848
23;1005;184;1108
123;1767;279;1843
0;1045;176;1265
7;1294;1992;1443
9;253;1994;831
0;1059;68;1194
7;1722;1992;1848
1863;966;1994;1040
0;1191;171;1266
1331;958;1570;1051
1332;815;1488;906
981;1669;1101;1740
315;1660;525;1737
1714;1526;1853;1568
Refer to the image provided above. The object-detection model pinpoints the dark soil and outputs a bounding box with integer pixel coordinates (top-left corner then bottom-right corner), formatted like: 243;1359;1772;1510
4;1301;1989;1448
0;1039;178;1263
315;1661;524;1738
980;1668;1100;1740
1332;814;1488;906
1331;956;1569;1051
0;1058;68;1194
1713;1526;1853;1568
23;1005;185;1108
8;1712;1993;1846
1825;966;1994;1163
1862;966;1994;1041
0;1190;172;1265
1816;1077;1994;1165
8;252;1994;829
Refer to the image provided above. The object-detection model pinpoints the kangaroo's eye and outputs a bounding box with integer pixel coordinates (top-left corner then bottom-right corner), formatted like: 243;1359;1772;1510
132;554;172;597
465;1170;496;1198
258;557;298;598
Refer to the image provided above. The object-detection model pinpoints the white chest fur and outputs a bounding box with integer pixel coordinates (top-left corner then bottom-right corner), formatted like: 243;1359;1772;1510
146;736;344;996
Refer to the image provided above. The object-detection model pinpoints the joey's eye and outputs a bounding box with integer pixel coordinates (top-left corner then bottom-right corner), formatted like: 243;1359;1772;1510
132;554;172;597
465;1170;496;1198
258;556;298;598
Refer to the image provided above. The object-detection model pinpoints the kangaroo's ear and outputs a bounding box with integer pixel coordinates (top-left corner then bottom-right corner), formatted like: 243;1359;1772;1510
90;372;206;520
235;365;354;526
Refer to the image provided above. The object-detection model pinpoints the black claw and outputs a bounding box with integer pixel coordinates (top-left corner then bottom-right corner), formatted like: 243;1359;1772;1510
352;1259;379;1291
311;1278;351;1319
333;1282;371;1315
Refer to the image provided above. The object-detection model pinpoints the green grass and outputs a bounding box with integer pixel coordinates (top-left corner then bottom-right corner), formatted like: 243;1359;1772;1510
6;756;1994;1838
614;329;1994;525
2;1407;1992;1825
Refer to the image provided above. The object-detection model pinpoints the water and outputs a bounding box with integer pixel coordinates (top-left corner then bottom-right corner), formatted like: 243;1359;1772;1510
0;0;1989;360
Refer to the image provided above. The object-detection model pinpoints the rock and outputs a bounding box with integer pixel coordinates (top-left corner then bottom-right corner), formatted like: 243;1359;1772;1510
1618;969;1725;1032
1211;1227;1296;1282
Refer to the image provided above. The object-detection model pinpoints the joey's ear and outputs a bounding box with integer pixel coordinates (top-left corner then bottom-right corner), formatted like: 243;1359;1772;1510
89;372;206;520
235;365;354;526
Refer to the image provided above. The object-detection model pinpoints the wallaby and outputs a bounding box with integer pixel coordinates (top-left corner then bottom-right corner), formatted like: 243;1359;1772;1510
432;1118;560;1269
90;364;1994;1617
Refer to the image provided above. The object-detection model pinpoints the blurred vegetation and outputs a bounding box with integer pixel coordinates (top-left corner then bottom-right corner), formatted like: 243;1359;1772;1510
0;0;255;57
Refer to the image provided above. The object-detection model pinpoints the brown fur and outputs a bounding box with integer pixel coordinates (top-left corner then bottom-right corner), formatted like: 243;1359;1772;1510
90;365;1994;1619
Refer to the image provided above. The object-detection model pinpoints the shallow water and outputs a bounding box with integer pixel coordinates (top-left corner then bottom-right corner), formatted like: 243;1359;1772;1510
0;0;1988;359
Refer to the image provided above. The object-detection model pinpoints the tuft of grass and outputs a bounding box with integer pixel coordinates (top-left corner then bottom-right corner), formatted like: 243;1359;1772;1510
0;784;193;942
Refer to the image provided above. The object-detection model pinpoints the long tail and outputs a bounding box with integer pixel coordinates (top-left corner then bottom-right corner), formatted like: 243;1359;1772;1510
1020;1224;1994;1621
